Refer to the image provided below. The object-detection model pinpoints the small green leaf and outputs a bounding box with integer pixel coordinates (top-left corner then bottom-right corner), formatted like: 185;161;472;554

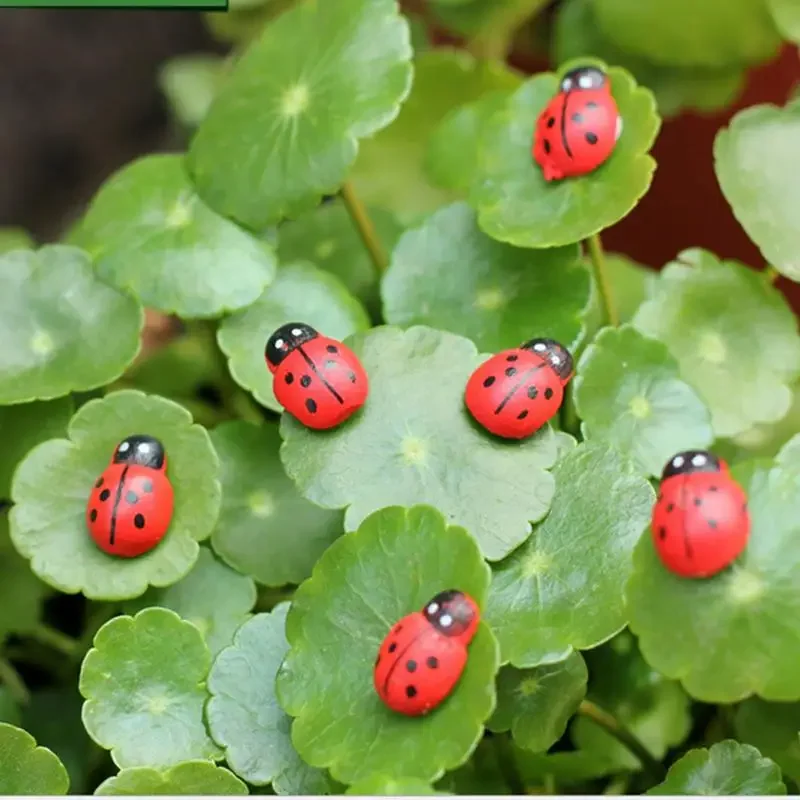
0;722;70;794
736;698;800;784
277;505;499;784
715;102;800;283
124;547;256;656
71;154;276;318
96;762;248;795
632;249;800;438
276;199;402;316
570;632;692;770
210;421;343;587
574;325;714;477
10;390;221;600
513;747;616;786
0;246;143;405
350;49;520;224
592;0;781;68
472;64;660;248
627;435;800;702
486;442;654;666
280;325;569;561
767;0;800;42
0;227;33;254
346;776;448;795
188;0;413;229
206;603;334;794
159;54;225;129
0;397;73;499
488;651;588;752
554;0;745;117
648;740;786;795
80;607;222;769
217;262;370;413
381;202;589;352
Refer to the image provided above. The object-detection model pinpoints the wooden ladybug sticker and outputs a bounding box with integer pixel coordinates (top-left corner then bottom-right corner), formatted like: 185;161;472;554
374;590;479;716
265;322;368;430
532;65;622;182
652;450;751;579
86;435;174;558
464;338;573;440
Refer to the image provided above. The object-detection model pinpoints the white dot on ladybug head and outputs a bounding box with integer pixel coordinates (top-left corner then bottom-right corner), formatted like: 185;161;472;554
119;442;130;452
139;443;150;452
692;454;706;466
552;356;561;364
291;328;302;336
534;343;546;351
427;603;439;615
579;75;593;88
673;455;684;467
440;614;453;628
275;338;284;349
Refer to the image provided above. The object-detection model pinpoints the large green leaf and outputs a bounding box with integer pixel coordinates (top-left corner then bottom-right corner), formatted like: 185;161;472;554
159;55;226;129
206;603;335;794
767;0;800;42
381;202;589;352
0;723;69;794
485;442;654;666
280;325;570;561
627;435;800;702
715;103;800;283
210;421;343;587
0;246;143;405
346;776;447;795
633;249;800;438
648;740;786;795
188;0;413;229
276;505;499;784
471;63;660;248
10;390;220;600
71;154;276;318
735;698;800;784
79;608;222;768
574;325;714;477
96;762;248;795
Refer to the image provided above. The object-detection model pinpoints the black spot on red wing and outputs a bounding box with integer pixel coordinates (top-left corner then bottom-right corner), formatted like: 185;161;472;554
518;410;529;420
95;477;104;488
658;526;667;539
126;491;138;504
406;660;417;673
325;360;337;369
709;485;719;492
708;520;718;529
547;117;555;128
694;497;702;506
527;386;538;400
483;376;496;388
393;624;403;633
134;514;145;529
586;101;598;109
143;480;153;494
99;489;111;502
544;388;554;400
405;685;417;698
572;112;583;123
586;132;599;145
305;398;317;414
300;375;311;388
543;139;551;154
388;642;397;653
507;354;518;362
348;371;357;383
505;367;517;377
90;509;98;522
326;344;338;354
285;372;294;385
666;503;674;512
427;656;438;669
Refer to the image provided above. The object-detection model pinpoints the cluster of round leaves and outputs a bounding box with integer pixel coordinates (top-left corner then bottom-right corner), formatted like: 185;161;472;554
2;0;800;794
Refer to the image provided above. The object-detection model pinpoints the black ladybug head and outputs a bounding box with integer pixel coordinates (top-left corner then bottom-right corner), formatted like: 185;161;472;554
265;323;318;371
661;450;722;480
113;435;165;470
521;338;574;383
560;65;607;93
422;590;478;639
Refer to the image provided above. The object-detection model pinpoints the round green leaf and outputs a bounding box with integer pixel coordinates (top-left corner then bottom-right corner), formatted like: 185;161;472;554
71;154;276;318
159;54;225;129
217;262;370;413
648;740;786;795
487;651;588;752
632;248;800;438
591;0;781;68
0;245;143;405
574;325;714;477
346;776;447;795
715;103;800;283
9;390;221;600
0;227;33;254
735;698;800;784
280;325;569;562
210;421;342;587
570;632;691;770
627;435;800;702
96;762;248;795
124;546;256;656
486;442;654;667
0;396;73;499
206;603;334;794
350;48;520;224
80;607;222;768
0;722;69;794
555;0;745;117
187;0;413;230
768;0;800;42
276;505;499;784
381;202;589;352
276;199;403;316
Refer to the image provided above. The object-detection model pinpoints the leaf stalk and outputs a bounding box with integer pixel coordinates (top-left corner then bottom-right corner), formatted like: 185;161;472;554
586;234;619;328
340;181;389;276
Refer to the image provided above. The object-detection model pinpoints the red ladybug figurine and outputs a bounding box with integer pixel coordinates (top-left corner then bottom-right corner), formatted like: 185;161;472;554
532;65;622;182
265;322;368;430
652;450;750;579
374;590;479;716
86;435;174;558
464;338;573;440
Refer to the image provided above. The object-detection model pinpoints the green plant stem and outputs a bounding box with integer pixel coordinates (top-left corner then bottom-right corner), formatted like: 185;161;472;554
29;623;80;658
578;699;665;782
340;181;388;276
586;234;619;328
0;657;30;705
76;604;118;658
763;265;780;284
491;734;526;796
